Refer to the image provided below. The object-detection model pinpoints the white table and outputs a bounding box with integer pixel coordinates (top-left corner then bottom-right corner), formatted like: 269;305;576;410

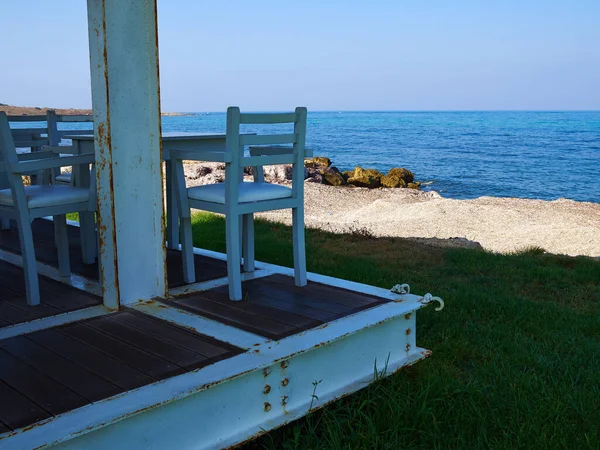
66;132;230;250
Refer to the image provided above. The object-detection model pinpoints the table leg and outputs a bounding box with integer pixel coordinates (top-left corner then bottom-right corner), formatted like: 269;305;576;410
73;141;96;264
165;159;179;249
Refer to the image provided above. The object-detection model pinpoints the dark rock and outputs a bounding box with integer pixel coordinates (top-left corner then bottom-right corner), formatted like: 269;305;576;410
321;167;346;186
407;182;421;190
196;166;213;177
381;175;407;188
305;173;323;183
304;156;331;168
347;166;382;188
341;170;353;182
380;167;415;188
387;167;414;183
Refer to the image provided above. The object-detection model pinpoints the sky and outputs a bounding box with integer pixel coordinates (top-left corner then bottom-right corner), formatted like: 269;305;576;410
0;0;599;112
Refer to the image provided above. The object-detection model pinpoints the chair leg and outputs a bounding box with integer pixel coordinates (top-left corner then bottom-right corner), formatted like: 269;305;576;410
97;227;103;281
226;214;242;300
79;211;96;264
242;213;255;273
292;207;307;286
54;215;71;278
180;216;196;284
17;219;41;306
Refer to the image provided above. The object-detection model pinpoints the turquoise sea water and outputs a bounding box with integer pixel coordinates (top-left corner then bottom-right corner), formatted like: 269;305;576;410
162;111;600;203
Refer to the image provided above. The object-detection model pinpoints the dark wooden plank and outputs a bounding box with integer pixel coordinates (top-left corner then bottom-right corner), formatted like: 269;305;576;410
0;258;102;330
38;291;100;312
174;294;297;339
111;311;238;360
0;301;36;325
0;349;89;416
211;283;348;319
0;294;64;318
0;380;51;432
26;328;154;391
166;249;231;288
0;219;231;287
0;314;11;328
199;289;326;326
85;313;210;368
264;274;386;308
59;323;184;380
0;336;122;403
0;418;10;435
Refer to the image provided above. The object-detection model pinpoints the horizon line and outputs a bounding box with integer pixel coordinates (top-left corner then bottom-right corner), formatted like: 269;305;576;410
168;109;600;114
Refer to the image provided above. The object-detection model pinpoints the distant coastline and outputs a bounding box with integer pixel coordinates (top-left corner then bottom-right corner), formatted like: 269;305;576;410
0;104;191;117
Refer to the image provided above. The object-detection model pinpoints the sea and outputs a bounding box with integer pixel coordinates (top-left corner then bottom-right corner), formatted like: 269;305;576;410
161;111;600;203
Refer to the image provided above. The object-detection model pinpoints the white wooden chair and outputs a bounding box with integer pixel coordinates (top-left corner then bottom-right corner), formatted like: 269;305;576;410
0;112;96;306
46;110;94;185
171;106;308;300
6;111;97;262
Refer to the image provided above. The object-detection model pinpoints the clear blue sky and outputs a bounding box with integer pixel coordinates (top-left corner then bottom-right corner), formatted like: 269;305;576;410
1;0;598;111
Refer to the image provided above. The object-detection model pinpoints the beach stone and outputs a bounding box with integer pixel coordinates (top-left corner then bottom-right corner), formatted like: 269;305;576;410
341;170;353;182
388;167;414;183
321;166;346;186
305;156;331;168
407;182;421;190
264;165;291;183
196;166;213;177
381;175;407;188
380;167;415;188
347;166;382;188
305;173;323;183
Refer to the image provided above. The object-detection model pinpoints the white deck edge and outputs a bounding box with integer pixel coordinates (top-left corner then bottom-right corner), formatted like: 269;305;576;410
0;305;112;340
1;295;430;449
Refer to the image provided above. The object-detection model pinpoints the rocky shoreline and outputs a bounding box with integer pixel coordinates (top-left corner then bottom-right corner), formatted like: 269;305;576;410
183;155;424;191
0;104;191;117
180;157;600;258
303;156;422;189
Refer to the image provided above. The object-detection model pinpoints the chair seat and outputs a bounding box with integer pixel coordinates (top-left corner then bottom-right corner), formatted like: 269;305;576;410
187;182;292;204
0;185;90;209
55;173;72;183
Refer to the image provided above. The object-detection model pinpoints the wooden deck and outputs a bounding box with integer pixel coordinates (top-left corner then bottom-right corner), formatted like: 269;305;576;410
167;274;390;340
0;218;399;443
0;309;242;432
0;218;231;287
0;259;101;329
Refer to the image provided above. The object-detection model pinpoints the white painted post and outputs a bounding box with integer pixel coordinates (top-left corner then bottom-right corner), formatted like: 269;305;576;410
86;0;166;307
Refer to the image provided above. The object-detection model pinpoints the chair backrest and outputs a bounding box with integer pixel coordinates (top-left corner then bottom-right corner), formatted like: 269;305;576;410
8;110;94;151
0;112;30;210
0;112;20;167
8;113;51;151
47;110;94;144
225;106;307;203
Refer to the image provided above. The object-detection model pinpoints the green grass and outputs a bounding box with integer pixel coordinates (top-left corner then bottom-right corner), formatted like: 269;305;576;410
189;212;600;450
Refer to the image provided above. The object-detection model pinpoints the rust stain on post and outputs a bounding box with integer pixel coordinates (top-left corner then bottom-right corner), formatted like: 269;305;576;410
152;0;168;295
96;0;120;306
